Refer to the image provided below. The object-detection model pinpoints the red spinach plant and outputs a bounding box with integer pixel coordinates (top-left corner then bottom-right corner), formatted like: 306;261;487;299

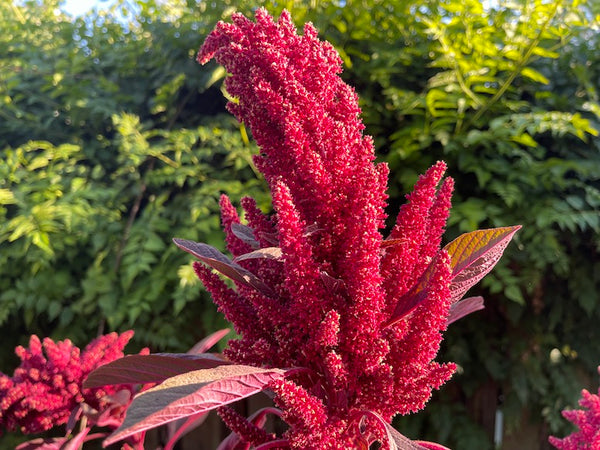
0;331;147;449
86;9;520;450
549;365;600;450
0;8;520;450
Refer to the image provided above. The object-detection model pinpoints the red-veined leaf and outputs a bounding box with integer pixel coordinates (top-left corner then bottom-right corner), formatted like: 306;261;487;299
444;226;521;303
385;226;519;327
352;410;430;450
384;424;433;450
173;238;275;297
187;329;231;354
83;353;231;388
104;365;287;446
234;247;282;262
446;296;484;325
230;223;259;249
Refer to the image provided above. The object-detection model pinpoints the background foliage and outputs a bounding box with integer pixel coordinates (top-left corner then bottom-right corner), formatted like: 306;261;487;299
1;0;599;448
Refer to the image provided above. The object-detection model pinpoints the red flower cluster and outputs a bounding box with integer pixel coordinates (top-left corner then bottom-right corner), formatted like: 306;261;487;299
0;331;137;435
549;366;600;449
197;9;457;447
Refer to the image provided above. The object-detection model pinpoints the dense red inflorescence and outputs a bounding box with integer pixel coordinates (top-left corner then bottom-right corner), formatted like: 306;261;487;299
0;331;138;435
549;366;600;450
197;8;457;448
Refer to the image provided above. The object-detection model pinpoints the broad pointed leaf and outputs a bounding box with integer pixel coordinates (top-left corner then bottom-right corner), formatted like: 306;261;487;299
230;223;259;249
386;225;519;328
83;353;231;388
447;296;484;325
104;365;287;446
385;424;434;450
445;226;521;302
187;328;231;354
234;247;282;262
173;238;275;297
352;411;430;450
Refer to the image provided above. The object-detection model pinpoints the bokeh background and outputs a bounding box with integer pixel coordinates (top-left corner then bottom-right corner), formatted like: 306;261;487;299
1;0;599;448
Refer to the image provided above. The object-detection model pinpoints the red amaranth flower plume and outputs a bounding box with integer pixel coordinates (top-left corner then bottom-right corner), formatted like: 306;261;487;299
81;9;517;450
194;9;457;447
0;331;139;435
549;366;600;449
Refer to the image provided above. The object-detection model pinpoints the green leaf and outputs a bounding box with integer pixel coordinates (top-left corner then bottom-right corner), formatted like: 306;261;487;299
0;189;16;205
520;67;550;85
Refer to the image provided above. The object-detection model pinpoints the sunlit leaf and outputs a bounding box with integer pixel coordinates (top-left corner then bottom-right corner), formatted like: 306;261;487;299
447;296;485;325
103;365;287;446
383;419;430;449
520;67;550;85
173;238;276;297
445;226;521;303
83;353;231;388
233;247;282;262
0;188;16;205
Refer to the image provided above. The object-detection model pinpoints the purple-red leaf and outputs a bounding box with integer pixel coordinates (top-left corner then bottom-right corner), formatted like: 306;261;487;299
173;238;275;297
444;226;521;303
386;226;519;327
230;223;259;249
103;365;287;446
446;296;484;325
83;353;231;388
187;329;231;354
233;247;283;262
385;424;433;450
